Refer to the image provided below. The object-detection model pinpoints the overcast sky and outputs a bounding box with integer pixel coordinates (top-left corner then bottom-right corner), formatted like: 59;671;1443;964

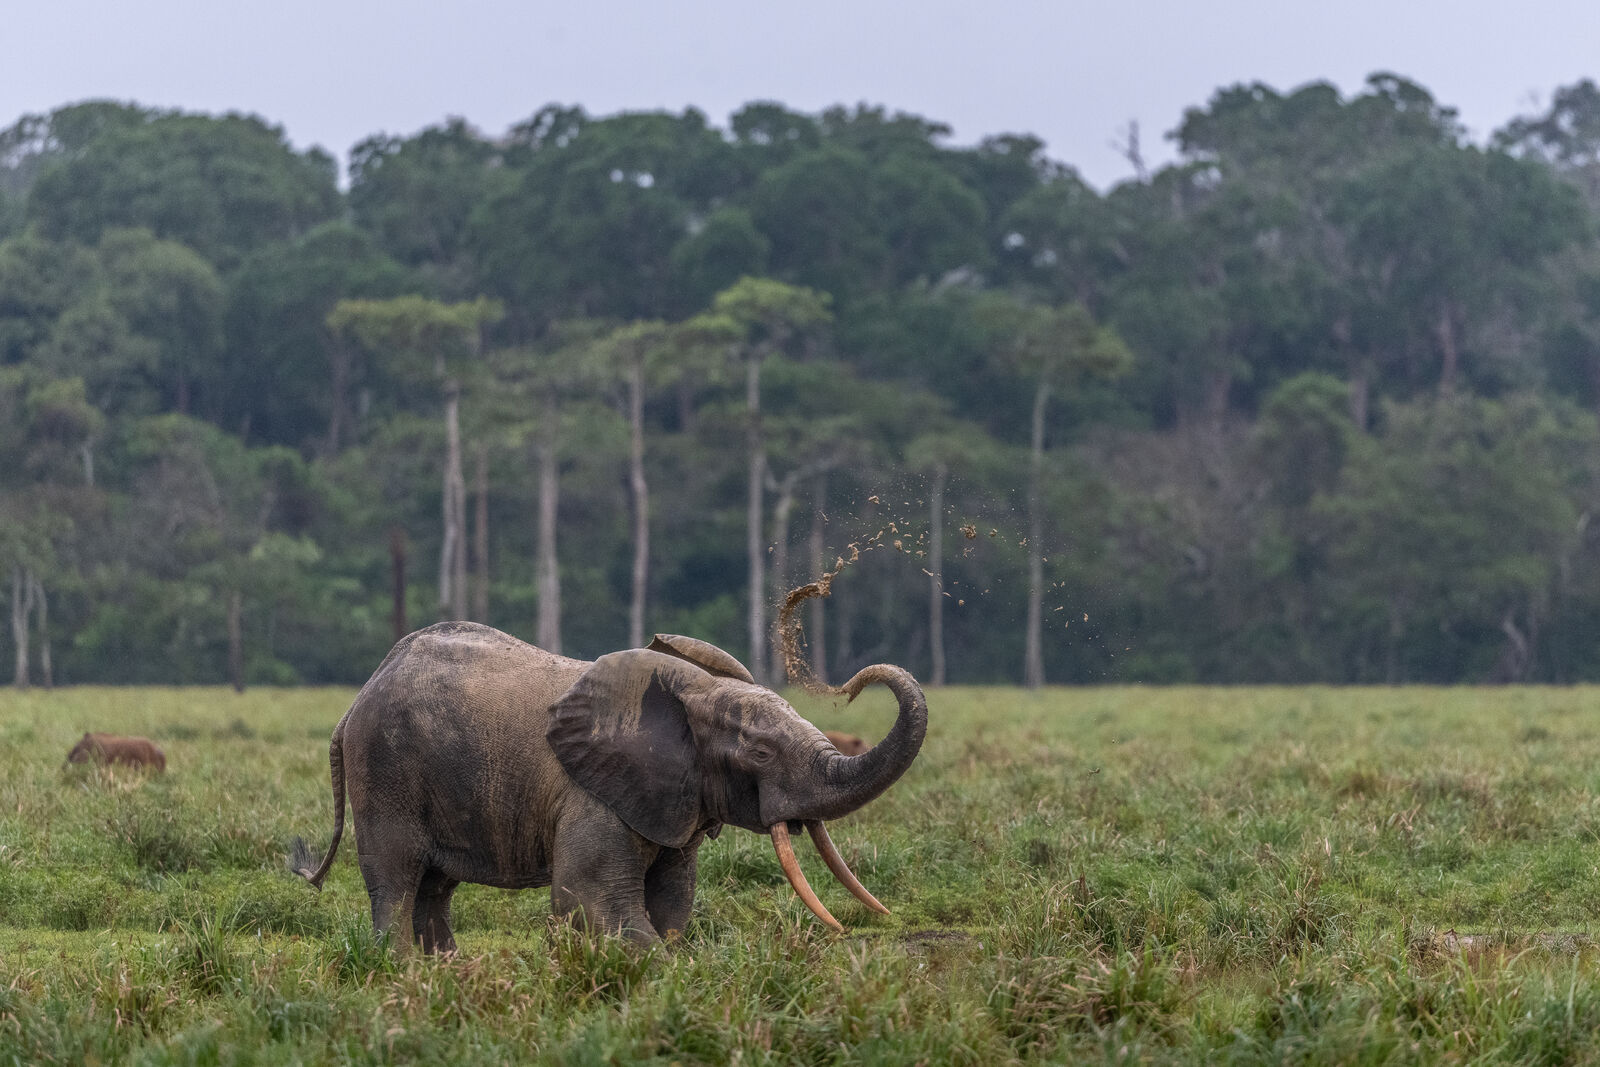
6;0;1598;189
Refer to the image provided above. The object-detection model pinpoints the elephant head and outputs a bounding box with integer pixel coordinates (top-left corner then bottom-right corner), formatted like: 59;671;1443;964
547;634;927;931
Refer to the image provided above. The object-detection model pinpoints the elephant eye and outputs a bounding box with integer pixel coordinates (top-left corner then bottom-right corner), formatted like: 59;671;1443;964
749;745;775;765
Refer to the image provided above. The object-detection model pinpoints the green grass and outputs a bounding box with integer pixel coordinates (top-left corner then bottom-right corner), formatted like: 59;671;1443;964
6;684;1600;1062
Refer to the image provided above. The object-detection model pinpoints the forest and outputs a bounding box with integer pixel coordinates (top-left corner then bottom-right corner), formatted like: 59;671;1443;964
2;71;1599;687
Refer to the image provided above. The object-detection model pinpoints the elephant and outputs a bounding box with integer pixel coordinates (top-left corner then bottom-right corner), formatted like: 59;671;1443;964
290;622;927;950
823;731;870;756
66;732;166;772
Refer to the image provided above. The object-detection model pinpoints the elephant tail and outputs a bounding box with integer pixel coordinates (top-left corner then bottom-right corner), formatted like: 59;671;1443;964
289;707;351;891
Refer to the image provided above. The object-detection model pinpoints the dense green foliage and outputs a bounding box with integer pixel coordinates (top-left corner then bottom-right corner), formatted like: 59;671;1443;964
7;685;1600;1061
3;75;1600;684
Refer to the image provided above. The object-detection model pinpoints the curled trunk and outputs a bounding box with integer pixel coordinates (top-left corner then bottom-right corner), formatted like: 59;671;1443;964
807;664;928;819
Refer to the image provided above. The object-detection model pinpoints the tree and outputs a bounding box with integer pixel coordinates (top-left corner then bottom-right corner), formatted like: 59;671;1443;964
120;414;318;690
224;223;410;449
593;321;671;649
96;229;224;416
0;232;99;365
1496;79;1600;210
482;325;619;654
667;207;770;317
26;111;339;270
327;296;504;621
348;118;498;296
0;370;102;687
746;148;888;299
702;278;832;683
975;294;1131;686
0;101;153;235
472;108;735;330
995;170;1123;309
1319;394;1596;682
1334;144;1584;398
905;422;1007;685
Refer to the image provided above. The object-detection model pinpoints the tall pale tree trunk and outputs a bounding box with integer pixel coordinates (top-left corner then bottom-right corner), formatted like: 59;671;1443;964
227;590;244;693
11;567;33;690
746;355;768;683
808;474;828;686
1024;380;1049;689
929;461;948;687
472;443;490;622
1436;302;1461;396
536;398;562;655
1348;366;1371;432
439;379;468;620
31;572;50;689
627;360;650;649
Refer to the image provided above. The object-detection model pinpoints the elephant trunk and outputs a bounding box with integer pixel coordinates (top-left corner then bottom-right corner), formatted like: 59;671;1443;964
765;664;924;933
805;663;927;820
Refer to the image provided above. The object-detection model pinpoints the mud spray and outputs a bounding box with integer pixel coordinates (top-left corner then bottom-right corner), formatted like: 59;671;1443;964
776;544;859;696
772;485;1116;688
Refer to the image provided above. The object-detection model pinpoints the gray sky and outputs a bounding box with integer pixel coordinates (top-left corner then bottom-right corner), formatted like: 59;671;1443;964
6;0;1598;189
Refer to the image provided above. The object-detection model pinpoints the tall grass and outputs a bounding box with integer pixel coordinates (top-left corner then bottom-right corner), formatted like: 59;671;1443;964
3;683;1600;1062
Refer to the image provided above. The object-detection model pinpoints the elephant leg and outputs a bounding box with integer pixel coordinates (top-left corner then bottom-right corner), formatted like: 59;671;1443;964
644;843;699;938
413;868;460;954
358;849;424;953
550;799;661;944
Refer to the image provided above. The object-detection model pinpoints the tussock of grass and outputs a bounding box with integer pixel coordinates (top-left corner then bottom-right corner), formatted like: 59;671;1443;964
5;684;1600;1061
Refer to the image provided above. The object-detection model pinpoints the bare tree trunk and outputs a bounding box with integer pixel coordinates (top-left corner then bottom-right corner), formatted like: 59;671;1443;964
627;360;649;649
325;334;353;457
31;572;51;689
536;400;562;655
439;379;468;620
472;443;490;622
227;590;244;693
390;527;408;644
929;462;947;687
81;441;95;487
1024;380;1048;688
1436;303;1461;396
1334;313;1370;433
1493;610;1532;683
808;473;828;685
1348;365;1371;432
745;355;768;684
11;567;32;690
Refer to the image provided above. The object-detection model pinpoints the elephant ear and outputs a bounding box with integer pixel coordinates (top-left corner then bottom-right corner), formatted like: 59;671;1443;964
548;650;714;848
647;634;755;684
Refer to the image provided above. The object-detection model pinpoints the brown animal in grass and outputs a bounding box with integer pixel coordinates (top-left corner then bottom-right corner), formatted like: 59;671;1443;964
823;730;870;756
65;733;166;773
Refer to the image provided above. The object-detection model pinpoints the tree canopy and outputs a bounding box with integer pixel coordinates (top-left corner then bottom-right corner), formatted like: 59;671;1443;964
3;78;1600;686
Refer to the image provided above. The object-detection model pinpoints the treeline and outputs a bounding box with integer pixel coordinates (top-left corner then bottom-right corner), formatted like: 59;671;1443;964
3;73;1600;687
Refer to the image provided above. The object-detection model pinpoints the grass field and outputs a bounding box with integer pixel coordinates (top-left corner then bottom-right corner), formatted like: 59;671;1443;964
5;684;1600;1063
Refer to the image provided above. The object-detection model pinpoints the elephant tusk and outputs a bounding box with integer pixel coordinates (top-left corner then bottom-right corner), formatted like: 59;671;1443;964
807;821;890;915
770;823;843;932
